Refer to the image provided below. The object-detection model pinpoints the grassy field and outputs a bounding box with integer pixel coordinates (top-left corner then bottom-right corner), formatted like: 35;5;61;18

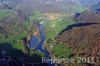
52;42;72;58
0;31;27;50
43;15;74;58
44;18;75;41
28;11;41;22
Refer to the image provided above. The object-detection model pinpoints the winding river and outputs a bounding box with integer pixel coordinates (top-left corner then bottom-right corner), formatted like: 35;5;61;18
28;23;55;66
37;23;55;66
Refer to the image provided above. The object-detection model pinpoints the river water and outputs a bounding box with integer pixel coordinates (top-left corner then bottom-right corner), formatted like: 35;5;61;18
28;23;55;66
37;23;55;66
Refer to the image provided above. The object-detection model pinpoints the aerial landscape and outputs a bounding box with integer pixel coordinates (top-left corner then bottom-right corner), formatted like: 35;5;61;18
0;0;100;66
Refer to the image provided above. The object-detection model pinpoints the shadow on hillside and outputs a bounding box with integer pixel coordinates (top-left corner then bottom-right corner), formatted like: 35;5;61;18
59;23;100;35
0;42;48;66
